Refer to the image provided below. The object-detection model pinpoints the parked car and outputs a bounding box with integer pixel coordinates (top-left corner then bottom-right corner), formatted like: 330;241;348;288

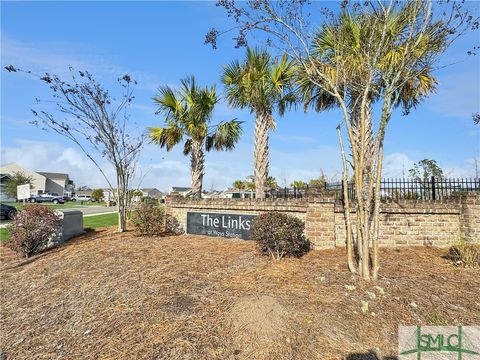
29;195;65;204
39;193;59;197
74;195;93;202
0;204;17;220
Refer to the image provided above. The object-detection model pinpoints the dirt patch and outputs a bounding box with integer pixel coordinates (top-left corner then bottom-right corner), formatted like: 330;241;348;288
1;229;479;359
229;295;287;358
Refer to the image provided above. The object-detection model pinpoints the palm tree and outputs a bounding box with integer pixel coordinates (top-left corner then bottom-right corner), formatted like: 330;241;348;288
290;180;308;189
297;7;439;279
222;48;297;198
266;176;277;189
150;76;242;198
233;180;245;190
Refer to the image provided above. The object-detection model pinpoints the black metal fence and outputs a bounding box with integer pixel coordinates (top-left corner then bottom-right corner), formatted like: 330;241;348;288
265;177;480;201
265;187;309;199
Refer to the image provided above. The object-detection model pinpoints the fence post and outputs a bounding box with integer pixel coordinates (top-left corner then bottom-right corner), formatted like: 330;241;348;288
431;176;436;200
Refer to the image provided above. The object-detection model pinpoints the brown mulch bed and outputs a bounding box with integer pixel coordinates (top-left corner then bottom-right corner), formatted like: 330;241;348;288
1;229;479;360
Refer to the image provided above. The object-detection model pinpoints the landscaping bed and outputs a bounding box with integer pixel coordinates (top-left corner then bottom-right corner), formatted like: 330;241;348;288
0;230;479;359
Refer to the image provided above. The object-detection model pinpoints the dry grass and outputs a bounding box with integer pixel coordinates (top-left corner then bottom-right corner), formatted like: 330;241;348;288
1;229;479;360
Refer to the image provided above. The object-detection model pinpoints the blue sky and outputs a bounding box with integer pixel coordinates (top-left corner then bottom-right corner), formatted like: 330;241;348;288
1;1;479;191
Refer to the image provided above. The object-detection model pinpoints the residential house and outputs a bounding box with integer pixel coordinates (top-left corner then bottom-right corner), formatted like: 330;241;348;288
220;188;255;199
0;173;15;201
141;188;165;199
102;188;117;202
169;186;192;197
0;163;74;198
37;172;75;196
75;189;94;197
202;190;222;199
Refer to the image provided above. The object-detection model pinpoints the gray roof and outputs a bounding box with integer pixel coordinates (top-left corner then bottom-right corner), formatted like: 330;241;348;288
223;188;254;194
38;172;69;180
141;188;162;193
171;187;191;192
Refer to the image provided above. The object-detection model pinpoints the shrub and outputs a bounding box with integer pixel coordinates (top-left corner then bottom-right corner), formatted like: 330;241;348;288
250;212;310;260
446;236;480;268
141;196;159;206
130;203;165;236
6;204;60;257
165;215;184;235
91;188;104;202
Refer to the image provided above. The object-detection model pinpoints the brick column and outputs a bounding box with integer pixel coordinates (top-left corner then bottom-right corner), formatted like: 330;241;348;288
459;193;480;243
305;193;336;249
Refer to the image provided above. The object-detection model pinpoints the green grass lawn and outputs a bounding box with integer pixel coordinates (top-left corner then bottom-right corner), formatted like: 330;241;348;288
1;212;118;242
2;201;107;211
83;213;118;229
0;228;8;242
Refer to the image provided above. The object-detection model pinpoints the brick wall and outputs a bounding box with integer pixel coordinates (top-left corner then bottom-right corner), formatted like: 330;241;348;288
165;192;480;248
333;201;461;248
165;197;307;233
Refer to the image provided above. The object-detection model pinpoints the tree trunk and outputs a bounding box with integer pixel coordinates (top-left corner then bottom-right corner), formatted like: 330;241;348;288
370;99;392;280
371;144;383;280
190;140;205;198
254;111;271;199
337;126;356;273
348;96;374;280
116;169;128;233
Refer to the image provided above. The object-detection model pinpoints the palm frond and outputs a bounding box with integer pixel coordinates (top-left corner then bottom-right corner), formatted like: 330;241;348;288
222;47;296;115
206;120;243;151
148;125;183;151
183;139;193;155
153;85;182;116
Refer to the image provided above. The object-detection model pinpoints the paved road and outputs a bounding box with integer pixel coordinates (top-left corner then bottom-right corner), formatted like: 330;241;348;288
63;205;117;216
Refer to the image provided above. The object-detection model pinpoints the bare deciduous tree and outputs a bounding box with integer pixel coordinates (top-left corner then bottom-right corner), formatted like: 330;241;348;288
4;65;144;232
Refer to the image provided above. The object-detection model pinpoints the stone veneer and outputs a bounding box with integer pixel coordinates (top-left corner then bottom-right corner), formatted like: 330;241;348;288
165;192;479;249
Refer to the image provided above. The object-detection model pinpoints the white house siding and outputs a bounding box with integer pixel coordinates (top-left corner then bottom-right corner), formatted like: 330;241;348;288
0;163;47;196
45;178;66;195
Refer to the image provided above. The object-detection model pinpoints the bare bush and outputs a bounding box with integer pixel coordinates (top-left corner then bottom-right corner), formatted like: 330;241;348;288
446;237;480;268
6;205;60;257
250;212;310;260
130;203;165;237
165;215;184;235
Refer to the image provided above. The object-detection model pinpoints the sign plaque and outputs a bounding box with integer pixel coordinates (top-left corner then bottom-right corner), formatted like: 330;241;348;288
186;212;256;240
16;184;31;200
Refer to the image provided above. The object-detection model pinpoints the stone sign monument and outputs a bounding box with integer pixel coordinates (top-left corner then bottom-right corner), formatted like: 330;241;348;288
186;212;256;240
